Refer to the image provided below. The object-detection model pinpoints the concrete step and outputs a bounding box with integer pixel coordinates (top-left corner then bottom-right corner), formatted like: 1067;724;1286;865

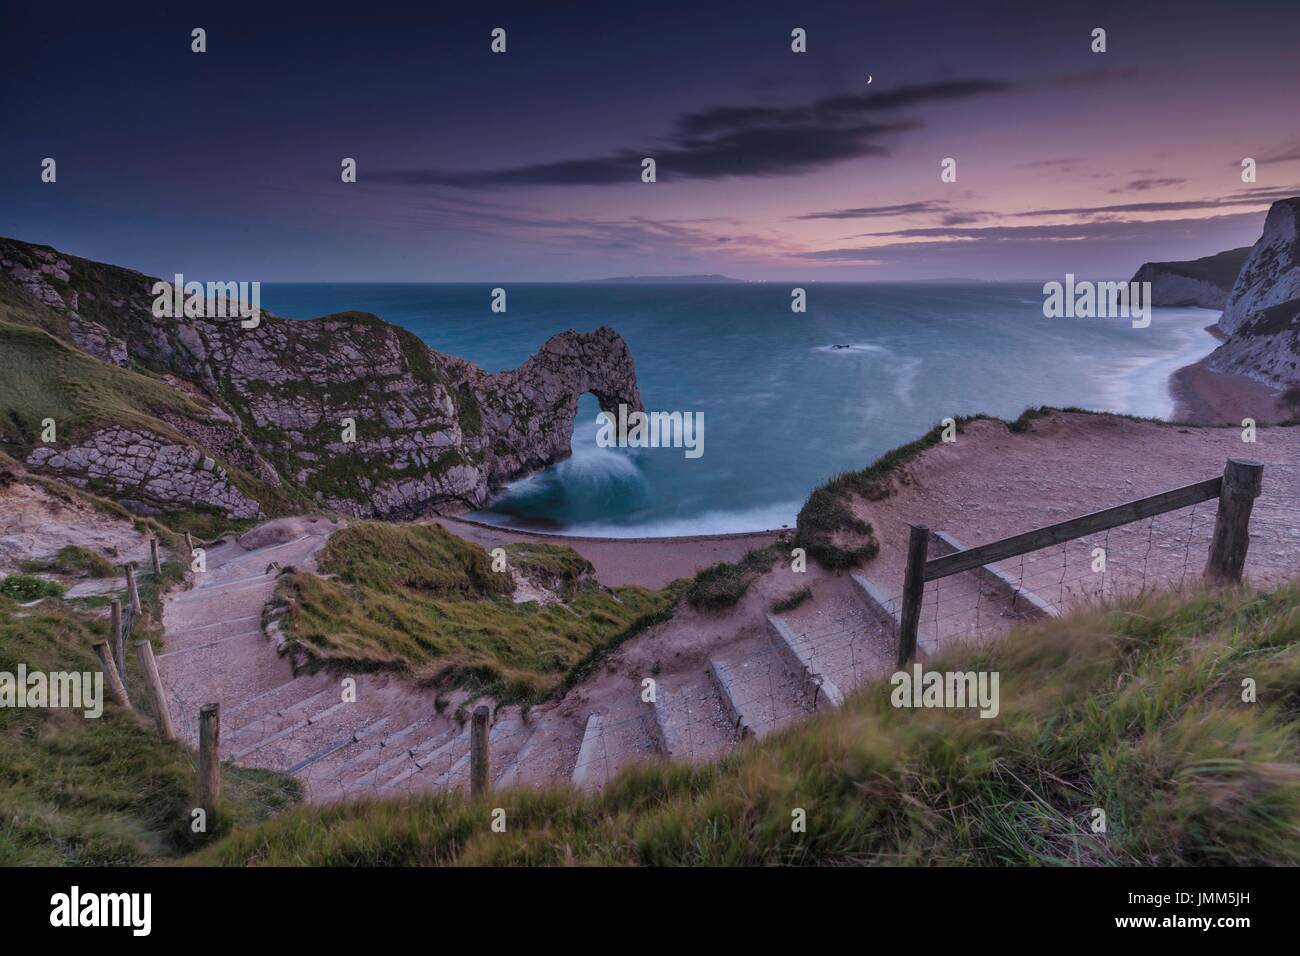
233;692;396;772
406;715;527;794
707;640;810;740
285;716;392;775
226;684;340;749
379;726;470;794
314;716;452;800
647;673;735;762
223;671;335;722
765;614;843;710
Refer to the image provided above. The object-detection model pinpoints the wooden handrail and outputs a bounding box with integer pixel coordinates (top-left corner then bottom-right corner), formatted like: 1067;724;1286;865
923;476;1222;582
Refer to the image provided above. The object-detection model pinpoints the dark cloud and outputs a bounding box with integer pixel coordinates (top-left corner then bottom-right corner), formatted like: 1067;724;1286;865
1009;187;1297;219
805;212;1266;259
373;79;1009;189
1258;143;1300;163
792;200;950;221
1108;177;1188;193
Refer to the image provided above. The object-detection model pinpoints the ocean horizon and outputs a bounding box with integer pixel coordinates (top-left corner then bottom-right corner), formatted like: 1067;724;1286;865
263;283;1220;538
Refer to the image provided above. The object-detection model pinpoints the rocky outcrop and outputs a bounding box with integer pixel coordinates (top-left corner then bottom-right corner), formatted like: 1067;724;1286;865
26;426;262;519
1131;247;1250;310
1220;199;1300;335
1204;199;1300;386
0;237;643;519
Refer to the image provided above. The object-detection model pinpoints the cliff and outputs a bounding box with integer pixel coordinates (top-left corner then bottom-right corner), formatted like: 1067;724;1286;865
0;238;641;520
1219;198;1300;335
1130;247;1250;309
1205;198;1300;387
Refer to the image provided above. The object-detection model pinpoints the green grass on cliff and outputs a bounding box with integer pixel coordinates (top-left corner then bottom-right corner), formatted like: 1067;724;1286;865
0;319;207;452
196;581;1300;866
271;523;680;699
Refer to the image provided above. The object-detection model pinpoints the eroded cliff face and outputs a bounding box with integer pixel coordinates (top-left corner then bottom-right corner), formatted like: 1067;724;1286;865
0;238;642;519
1219;199;1300;335
1206;199;1300;387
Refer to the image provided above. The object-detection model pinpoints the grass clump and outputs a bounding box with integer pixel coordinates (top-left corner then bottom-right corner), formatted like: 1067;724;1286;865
772;587;812;613
686;547;779;610
0;574;66;601
195;580;1300;866
19;545;116;578
271;522;677;700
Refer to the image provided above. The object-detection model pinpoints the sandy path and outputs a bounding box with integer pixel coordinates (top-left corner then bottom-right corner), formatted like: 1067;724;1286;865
848;412;1300;656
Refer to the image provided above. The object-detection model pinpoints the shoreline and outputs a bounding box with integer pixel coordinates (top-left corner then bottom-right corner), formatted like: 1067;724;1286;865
1168;323;1284;425
433;321;1282;575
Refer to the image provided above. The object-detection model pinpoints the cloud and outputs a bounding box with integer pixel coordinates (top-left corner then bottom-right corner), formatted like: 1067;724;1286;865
1250;143;1300;164
372;79;1010;189
792;200;950;221
1108;177;1188;193
1008;187;1297;219
803;212;1268;259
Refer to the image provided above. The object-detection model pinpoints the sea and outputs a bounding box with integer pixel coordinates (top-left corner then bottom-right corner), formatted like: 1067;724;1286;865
261;283;1220;537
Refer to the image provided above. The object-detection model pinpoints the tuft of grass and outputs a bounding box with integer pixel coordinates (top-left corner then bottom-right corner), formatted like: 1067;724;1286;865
271;523;677;701
686;547;780;610
772;587;813;613
0;574;66;601
19;545;116;578
195;581;1300;867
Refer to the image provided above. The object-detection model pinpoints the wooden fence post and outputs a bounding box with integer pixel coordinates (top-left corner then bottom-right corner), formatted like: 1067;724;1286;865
197;703;221;816
134;640;174;740
1205;458;1265;584
470;704;490;797
110;598;128;694
897;524;929;668
125;562;142;616
149;536;162;577
92;641;131;709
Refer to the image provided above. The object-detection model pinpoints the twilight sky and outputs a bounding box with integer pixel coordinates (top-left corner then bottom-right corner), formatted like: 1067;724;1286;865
3;0;1298;281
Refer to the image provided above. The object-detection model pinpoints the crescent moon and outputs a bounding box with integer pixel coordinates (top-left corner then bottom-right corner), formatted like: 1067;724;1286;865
866;75;873;85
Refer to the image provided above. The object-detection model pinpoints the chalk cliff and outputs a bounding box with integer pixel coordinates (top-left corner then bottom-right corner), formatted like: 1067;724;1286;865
1131;247;1250;310
1206;199;1300;386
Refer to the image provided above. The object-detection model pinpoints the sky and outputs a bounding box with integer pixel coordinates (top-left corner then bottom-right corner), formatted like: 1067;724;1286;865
2;0;1299;281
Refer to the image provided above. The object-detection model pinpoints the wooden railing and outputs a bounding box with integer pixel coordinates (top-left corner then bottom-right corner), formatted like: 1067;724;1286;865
897;458;1265;666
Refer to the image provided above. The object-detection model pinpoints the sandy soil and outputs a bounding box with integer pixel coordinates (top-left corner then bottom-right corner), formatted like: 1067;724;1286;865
0;479;152;599
1169;359;1286;425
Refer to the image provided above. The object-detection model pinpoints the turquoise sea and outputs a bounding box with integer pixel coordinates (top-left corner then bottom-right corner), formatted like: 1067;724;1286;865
262;283;1219;537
